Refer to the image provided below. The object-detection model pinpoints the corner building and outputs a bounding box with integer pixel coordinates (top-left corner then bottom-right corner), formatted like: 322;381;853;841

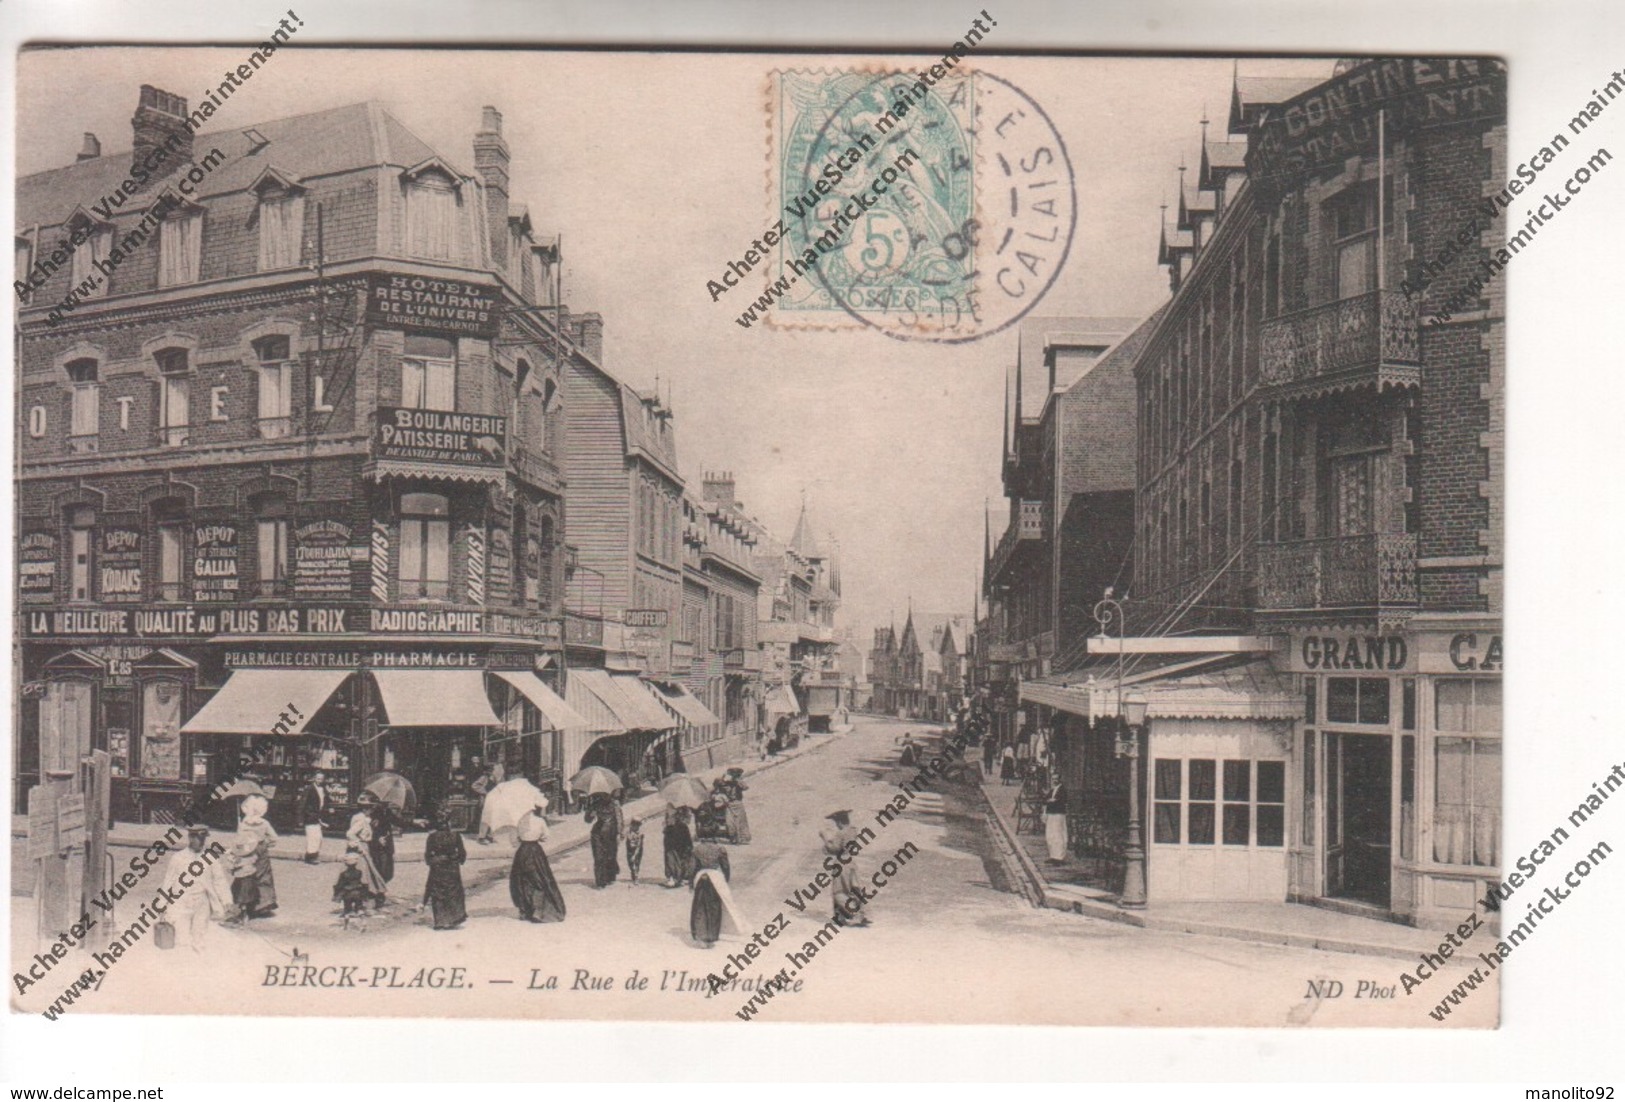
1025;60;1504;926
16;89;584;827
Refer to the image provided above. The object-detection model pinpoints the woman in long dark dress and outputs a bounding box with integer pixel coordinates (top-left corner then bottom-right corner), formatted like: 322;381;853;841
422;815;467;929
718;768;751;844
510;806;566;922
662;806;696;888
586;793;621;889
689;840;734;947
367;798;397;884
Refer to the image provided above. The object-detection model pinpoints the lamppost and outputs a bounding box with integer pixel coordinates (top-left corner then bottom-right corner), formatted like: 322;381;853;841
1094;588;1149;909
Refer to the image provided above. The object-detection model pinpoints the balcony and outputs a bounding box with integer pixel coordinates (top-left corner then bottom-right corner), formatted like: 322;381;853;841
987;499;1046;585
723;648;763;672
1255;533;1419;614
564;611;605;647
1259;291;1421;400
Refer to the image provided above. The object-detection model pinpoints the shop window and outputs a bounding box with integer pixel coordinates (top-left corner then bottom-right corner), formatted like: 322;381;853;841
402;334;456;411
67;358;100;453
1187;758;1216;845
1302;732;1317;846
158;212;202;287
1257;761;1286;848
254;335;293;439
1326;677;1389;726
140;680;184;779
257;191;305;271
39;680;94;774
156;348;190;447
1433;735;1500;867
1402;678;1417;730
406;173;458;261
1399;735;1416;861
153;498;188;602
1153;758;1182;844
1222;760;1251;845
68;505;95;603
400;492;450;600
1434;678;1502;734
255;495;290;598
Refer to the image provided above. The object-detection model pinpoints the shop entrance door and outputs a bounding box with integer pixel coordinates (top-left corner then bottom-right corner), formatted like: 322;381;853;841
1326;733;1392;907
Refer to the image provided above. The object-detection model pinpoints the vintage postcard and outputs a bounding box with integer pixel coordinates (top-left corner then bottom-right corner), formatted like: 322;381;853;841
11;35;1528;1033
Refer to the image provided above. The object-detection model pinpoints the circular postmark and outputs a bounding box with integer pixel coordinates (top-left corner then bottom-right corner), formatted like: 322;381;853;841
779;68;1076;343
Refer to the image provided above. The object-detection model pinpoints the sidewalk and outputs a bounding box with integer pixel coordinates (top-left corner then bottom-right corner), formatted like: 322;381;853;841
10;728;846;883
976;771;1458;963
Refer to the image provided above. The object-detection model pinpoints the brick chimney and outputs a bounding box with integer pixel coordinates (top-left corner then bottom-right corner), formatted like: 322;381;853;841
703;471;736;509
132;86;191;187
472;106;511;271
77;133;101;162
573;312;604;361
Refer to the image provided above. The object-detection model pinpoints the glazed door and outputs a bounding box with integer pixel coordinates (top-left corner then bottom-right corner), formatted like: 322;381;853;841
1329;732;1392;906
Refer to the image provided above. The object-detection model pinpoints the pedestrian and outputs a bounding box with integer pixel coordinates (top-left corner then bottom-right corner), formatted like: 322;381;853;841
233;794;278;918
662;805;696;888
690;839;747;948
982;734;997;775
346;800;390;908
510;800;566;922
586;791;622;889
717;767;751;844
624;817;646;884
296;772;327;864
422;812;468;930
999;743;1017;785
898;733;919;769
820;810;871;926
163;825;229;950
366;793;399;884
333;853;376;921
473;759;505;845
1044;779;1069;863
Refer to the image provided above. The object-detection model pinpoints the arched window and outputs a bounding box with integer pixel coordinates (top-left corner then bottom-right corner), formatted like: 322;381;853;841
400;492;450;600
538;514;555;609
406;171;458;261
252;492;290;597
67;505;95;603
66;358;100;453
158;209;203;287
254;335;293;439
156;348;191;447
65;213;111;298
152;497;189;602
256;184;305;271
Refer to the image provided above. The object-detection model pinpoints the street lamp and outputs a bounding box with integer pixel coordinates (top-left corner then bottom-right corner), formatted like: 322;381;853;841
1093;587;1148;909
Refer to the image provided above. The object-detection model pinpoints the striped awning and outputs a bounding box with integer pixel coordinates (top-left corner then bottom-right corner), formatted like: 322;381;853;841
181;670;350;735
649;682;722;728
492;671;590;730
610;674;679;730
372;670;502;727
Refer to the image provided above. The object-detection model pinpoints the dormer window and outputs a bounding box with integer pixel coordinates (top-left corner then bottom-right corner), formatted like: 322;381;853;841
66;358;100;453
256;182;305;271
405;167;460;261
158;209;202;287
65;213;111;297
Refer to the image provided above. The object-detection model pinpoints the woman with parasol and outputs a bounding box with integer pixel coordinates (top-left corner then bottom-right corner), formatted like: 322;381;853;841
345;797;390;908
422;809;467;930
361;772;415;883
585;791;622;889
509;798;566;923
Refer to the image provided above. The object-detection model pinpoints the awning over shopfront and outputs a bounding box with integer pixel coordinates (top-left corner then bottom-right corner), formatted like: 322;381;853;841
491;671;590;730
1020;660;1300;721
181;670;351;735
371;670;502;727
564;668;639;731
610;674;679;730
649;682;722;728
765;684;800;715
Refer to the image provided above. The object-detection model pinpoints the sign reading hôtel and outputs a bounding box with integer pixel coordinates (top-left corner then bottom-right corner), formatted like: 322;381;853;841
364;273;499;339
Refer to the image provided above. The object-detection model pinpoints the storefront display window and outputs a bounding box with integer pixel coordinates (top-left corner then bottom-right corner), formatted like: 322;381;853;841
1302;731;1316;846
1256;761;1286;847
1188;759;1216;845
1153;759;1181;843
140;680;184;779
40;680;93;774
1326;676;1389;725
1433;679;1502;867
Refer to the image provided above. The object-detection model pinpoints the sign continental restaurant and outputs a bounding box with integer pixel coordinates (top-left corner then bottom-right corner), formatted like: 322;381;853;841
1246;57;1508;193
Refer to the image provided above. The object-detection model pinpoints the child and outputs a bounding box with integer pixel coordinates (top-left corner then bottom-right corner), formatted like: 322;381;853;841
227;836;261;924
333;853;375;921
624;817;645;884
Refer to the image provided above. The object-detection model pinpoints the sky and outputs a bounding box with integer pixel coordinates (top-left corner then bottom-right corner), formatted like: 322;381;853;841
16;46;1333;644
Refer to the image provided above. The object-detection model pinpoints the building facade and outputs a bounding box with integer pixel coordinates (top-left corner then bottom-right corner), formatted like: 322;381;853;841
1022;59;1506;927
16;91;582;827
